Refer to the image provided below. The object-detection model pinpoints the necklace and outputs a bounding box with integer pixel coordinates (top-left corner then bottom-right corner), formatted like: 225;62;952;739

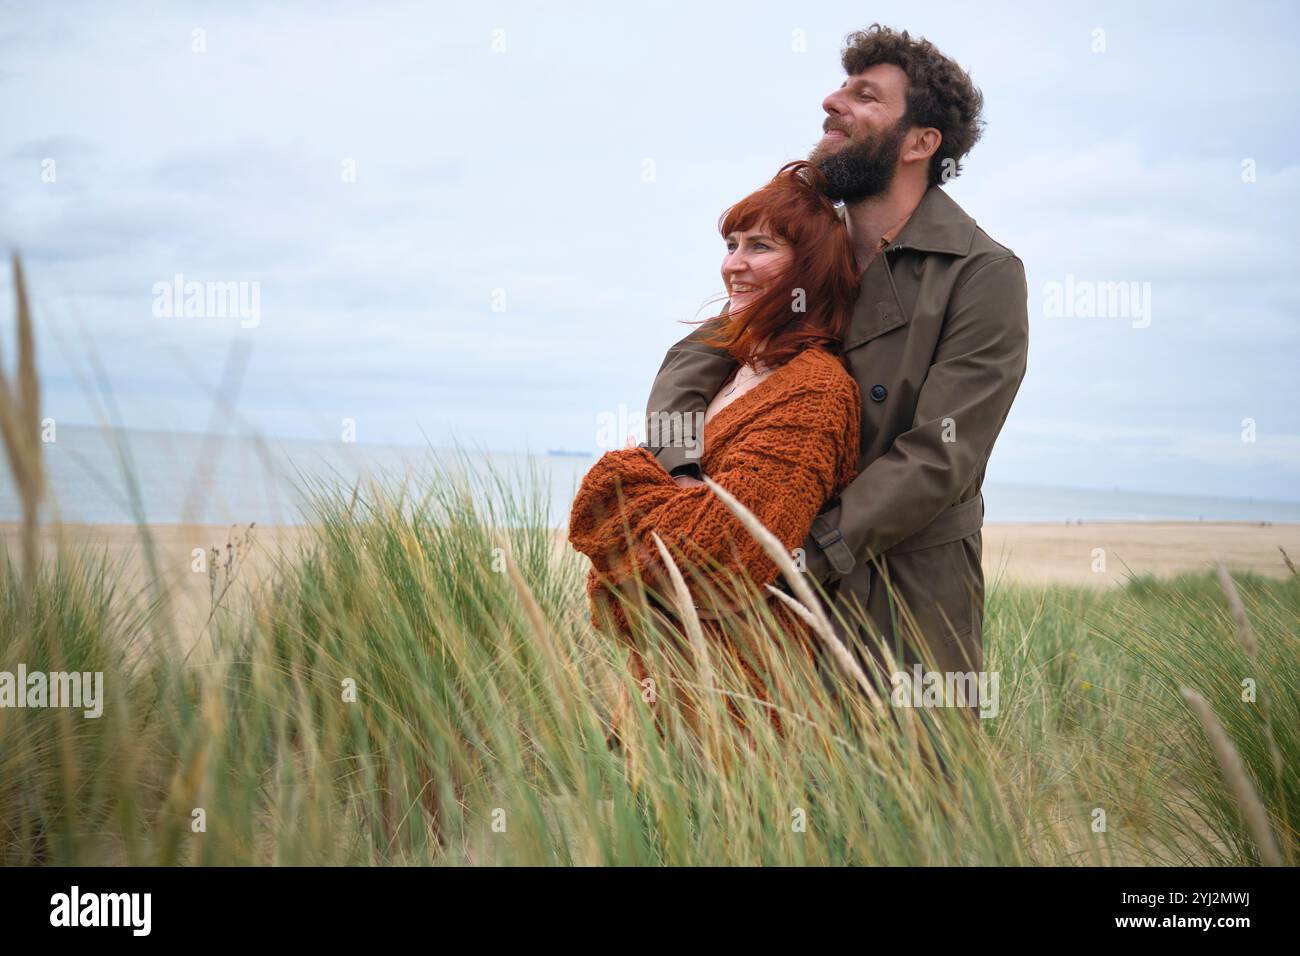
720;339;773;399
721;362;761;398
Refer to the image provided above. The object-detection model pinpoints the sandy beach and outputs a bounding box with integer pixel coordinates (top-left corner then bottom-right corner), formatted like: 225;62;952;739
979;521;1299;587
4;520;1297;643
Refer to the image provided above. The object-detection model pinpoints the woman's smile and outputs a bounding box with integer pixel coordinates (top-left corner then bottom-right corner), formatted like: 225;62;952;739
722;221;792;313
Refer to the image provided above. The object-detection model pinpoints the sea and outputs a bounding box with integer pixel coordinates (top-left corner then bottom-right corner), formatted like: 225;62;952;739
2;425;1297;528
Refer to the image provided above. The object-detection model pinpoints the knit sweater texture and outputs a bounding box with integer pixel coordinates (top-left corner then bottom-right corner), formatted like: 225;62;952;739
568;347;862;651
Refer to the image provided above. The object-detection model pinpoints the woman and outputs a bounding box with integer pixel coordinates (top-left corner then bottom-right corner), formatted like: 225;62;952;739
567;160;862;737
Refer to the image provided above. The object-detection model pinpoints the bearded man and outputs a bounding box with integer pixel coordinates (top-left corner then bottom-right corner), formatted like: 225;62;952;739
641;24;1030;699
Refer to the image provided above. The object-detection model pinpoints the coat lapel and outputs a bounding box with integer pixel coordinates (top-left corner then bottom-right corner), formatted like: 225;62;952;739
842;186;979;351
843;254;906;351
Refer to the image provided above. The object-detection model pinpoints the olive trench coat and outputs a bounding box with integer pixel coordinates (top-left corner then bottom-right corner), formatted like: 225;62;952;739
640;184;1029;683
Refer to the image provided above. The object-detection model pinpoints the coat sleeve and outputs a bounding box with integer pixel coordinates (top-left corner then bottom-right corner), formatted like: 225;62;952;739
641;313;738;477
568;378;860;611
814;254;1028;567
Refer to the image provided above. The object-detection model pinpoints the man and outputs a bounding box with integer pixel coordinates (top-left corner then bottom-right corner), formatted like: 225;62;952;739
640;25;1029;688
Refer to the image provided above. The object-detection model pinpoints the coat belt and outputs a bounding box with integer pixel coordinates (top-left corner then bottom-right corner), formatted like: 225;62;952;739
811;492;985;575
886;492;986;555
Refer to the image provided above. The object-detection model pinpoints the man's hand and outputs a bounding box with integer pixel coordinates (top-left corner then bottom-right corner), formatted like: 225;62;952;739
798;529;837;588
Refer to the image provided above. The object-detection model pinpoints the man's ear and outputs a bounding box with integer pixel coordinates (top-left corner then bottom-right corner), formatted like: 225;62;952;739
903;127;942;167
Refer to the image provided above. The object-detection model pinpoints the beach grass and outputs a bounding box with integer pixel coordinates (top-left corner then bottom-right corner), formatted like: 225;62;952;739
2;256;1296;866
3;454;1297;865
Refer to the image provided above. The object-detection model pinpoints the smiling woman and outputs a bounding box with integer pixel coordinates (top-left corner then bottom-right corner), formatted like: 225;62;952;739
567;160;863;738
721;226;791;320
691;161;861;372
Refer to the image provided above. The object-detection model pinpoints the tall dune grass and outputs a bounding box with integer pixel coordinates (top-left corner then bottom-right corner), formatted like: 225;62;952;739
1;257;1296;865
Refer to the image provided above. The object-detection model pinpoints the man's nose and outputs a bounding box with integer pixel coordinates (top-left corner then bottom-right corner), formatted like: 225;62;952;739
821;89;844;120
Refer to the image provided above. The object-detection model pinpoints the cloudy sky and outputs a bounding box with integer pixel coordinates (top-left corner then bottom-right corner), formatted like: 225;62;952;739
1;0;1297;501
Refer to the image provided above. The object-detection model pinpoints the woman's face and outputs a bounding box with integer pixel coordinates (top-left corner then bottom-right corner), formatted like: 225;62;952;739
722;222;793;316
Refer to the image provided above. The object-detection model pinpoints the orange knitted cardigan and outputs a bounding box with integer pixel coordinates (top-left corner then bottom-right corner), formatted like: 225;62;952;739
568;347;862;644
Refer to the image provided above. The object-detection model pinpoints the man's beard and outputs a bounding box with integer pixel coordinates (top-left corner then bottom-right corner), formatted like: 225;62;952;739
810;118;909;202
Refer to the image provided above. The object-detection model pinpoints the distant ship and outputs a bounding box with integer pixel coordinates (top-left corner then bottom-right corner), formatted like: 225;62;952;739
546;449;592;458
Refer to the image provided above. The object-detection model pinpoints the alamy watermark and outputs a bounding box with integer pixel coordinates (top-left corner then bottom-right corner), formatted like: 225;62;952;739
50;886;150;936
597;404;707;458
151;273;260;328
1042;273;1151;328
890;665;1000;719
0;665;103;718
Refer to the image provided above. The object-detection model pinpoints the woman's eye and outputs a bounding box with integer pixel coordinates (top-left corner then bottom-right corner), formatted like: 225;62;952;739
753;243;769;251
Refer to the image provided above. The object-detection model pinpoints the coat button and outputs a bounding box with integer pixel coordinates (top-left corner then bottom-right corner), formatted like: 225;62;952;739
870;384;887;402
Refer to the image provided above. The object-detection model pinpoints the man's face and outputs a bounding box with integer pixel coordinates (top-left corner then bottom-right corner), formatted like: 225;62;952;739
810;62;912;201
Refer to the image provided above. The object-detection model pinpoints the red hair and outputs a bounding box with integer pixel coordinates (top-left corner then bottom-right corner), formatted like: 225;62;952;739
692;160;860;368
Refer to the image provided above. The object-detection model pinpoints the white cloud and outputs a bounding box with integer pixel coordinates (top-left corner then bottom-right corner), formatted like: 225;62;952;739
0;0;1296;502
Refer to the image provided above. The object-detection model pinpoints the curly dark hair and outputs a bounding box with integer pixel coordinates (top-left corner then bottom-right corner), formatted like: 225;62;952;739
841;24;985;187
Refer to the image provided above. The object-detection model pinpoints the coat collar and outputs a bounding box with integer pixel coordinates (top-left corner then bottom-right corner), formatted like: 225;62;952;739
884;185;977;257
841;188;975;350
